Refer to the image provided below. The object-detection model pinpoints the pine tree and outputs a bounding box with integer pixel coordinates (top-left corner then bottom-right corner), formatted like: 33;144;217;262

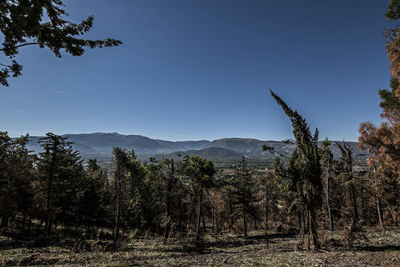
80;159;111;229
0;132;34;230
257;170;279;233
230;157;259;236
179;155;216;241
0;0;122;86
111;147;129;241
37;133;84;234
320;139;334;231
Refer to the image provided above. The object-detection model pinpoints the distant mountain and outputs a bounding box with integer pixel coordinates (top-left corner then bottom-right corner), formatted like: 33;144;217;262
165;147;243;160
27;133;210;156
26;132;367;162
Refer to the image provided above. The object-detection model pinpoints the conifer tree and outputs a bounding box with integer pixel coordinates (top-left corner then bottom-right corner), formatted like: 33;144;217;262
256;170;279;232
80;159;111;229
269;90;323;250
320;139;334;231
112;147;129;241
336;142;359;224
0;0;122;86
179;155;216;241
0;132;34;230
230;157;259;236
37;133;84;234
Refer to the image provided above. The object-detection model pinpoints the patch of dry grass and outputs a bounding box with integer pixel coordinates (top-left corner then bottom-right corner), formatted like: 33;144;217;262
1;227;400;266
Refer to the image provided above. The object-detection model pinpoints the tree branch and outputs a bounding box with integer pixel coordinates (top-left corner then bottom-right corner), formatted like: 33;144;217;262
0;42;40;52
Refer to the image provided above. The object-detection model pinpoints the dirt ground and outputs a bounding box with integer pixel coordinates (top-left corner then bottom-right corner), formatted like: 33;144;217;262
1;227;400;266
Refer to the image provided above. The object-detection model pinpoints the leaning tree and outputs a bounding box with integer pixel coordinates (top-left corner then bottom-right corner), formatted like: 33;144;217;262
269;90;323;250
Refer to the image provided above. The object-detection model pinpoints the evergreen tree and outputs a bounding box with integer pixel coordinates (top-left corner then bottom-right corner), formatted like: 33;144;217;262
179;155;216;241
230;157;259;236
0;0;122;86
111;147;129;241
269;90;323;250
37;133;84;234
336;142;359;225
0;132;34;230
80;159;112;229
256;170;279;232
320;139;334;231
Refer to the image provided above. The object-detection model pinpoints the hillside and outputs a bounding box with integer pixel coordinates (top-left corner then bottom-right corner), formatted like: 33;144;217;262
165;147;243;160
26;132;366;162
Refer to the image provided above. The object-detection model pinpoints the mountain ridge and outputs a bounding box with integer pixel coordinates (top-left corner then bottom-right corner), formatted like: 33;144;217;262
25;132;367;163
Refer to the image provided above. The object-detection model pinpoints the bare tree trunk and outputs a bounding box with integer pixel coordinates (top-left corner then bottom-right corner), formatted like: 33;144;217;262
326;173;334;231
389;206;398;226
28;216;32;234
220;213;223;232
360;186;367;225
22;212;26;231
0;215;8;229
350;182;359;224
163;160;174;243
265;187;269;231
307;209;311;250
202;214;206;233
196;193;203;241
376;197;383;230
211;207;215;233
243;205;247;236
45;173;53;236
114;165;122;242
228;193;234;230
309;207;320;250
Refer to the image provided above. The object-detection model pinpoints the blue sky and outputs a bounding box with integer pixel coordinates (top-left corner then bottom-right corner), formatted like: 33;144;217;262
0;0;391;141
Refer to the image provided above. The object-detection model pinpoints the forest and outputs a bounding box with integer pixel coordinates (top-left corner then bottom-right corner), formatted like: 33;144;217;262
2;0;400;266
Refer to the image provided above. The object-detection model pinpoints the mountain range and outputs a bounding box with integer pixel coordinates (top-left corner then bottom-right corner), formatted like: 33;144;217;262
25;132;368;163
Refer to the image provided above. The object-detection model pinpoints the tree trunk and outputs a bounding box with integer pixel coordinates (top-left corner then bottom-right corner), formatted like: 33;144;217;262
326;173;334;231
163;160;174;243
114;165;122;242
28;216;32;234
360;186;367;225
196;193;203;241
309;207;320;250
265;187;269;231
0;215;8;229
376;197;383;230
220;213;223;232
202;214;206;233
390;206;398;226
228;193;234;230
211;207;215;233
350;182;359;224
45;173;53;236
22;212;26;231
297;212;302;230
243;205;247;236
307;209;311;250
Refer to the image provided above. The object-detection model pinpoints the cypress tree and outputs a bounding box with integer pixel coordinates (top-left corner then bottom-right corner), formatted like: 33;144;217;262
270;90;323;250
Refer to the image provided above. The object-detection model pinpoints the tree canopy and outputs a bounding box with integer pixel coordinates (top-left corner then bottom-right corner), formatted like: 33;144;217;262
0;0;122;86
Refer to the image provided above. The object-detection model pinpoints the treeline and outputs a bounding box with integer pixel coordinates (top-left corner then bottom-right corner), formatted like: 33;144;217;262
0;126;397;249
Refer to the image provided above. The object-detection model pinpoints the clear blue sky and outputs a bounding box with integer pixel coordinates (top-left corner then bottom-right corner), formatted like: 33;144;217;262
0;0;391;141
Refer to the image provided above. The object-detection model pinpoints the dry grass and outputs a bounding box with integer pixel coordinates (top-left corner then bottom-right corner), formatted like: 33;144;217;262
1;227;400;266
